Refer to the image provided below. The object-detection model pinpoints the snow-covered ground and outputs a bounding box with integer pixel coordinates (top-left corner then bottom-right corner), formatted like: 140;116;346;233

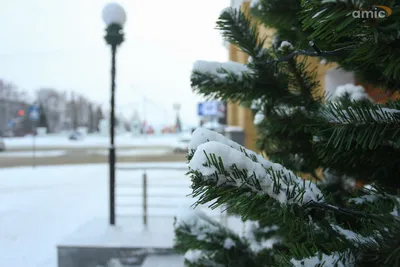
0;150;66;158
0;163;228;267
0;148;172;158
3;133;182;149
88;148;171;157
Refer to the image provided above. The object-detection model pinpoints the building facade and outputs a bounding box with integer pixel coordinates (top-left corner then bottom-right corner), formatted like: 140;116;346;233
0;81;33;136
36;88;68;133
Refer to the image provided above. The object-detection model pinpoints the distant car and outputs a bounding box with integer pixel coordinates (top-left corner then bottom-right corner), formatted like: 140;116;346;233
69;131;84;141
173;133;192;153
0;138;5;152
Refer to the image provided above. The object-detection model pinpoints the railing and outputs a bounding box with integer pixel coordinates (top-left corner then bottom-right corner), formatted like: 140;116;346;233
115;166;229;227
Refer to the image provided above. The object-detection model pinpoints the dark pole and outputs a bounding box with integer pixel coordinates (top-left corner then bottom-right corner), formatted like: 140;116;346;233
32;120;36;169
105;23;124;226
109;44;117;225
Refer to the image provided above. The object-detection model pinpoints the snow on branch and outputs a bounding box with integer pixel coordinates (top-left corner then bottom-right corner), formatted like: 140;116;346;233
322;102;400;125
184;249;224;267
278;41;294;52
192;60;254;83
175;208;221;242
254;112;265;125
331;224;379;247
245;221;280;252
291;251;355;267
175;208;252;266
188;133;324;205
348;195;378;205
184;250;204;264
250;0;261;10
326;83;372;102
189;127;261;161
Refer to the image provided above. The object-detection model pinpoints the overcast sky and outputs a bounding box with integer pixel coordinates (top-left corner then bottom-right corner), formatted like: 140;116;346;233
0;0;230;126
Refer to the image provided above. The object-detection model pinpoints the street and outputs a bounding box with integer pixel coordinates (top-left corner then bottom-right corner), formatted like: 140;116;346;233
0;146;186;168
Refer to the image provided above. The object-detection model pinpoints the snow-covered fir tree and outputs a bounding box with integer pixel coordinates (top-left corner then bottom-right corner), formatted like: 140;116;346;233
174;0;400;266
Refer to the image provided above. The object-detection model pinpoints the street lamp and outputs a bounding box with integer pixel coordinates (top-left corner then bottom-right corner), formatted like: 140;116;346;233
102;2;126;225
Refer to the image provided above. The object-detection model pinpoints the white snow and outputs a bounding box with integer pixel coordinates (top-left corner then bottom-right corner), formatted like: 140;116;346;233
175;208;221;243
254;112;265;125
224;126;243;132
250;0;260;9
88;148;171;157
189;128;259;161
348;195;378;204
278;41;294;52
188;139;324;205
291;252;350;267
390;197;400;217
192;60;254;82
245;221;280;252
3;133;179;149
391;208;398;217
312;8;328;18
0;163;232;267
223;237;236;249
0;150;66;158
184;250;203;263
141;255;184;267
327;83;371;102
331;224;377;246
251;98;262;109
0;164;111;267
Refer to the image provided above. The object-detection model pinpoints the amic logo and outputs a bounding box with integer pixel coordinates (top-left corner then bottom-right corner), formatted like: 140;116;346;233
352;5;392;19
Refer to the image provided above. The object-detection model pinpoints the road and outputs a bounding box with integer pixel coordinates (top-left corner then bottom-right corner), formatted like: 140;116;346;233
0;146;187;168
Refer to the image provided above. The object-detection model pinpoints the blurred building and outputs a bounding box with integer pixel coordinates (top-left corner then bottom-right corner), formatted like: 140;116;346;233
37;90;101;133
0;81;32;136
36;88;67;133
0;81;102;135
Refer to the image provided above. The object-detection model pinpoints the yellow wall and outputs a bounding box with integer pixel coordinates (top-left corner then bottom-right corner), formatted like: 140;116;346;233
227;2;334;151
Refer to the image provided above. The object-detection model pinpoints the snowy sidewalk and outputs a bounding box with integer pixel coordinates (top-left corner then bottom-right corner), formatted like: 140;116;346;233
0;163;237;267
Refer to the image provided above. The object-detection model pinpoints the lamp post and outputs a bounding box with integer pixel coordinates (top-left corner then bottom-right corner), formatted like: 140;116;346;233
102;2;126;225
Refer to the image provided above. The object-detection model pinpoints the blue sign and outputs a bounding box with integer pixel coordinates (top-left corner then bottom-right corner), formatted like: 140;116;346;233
197;103;204;116
29;105;40;121
8;120;14;128
197;101;226;117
